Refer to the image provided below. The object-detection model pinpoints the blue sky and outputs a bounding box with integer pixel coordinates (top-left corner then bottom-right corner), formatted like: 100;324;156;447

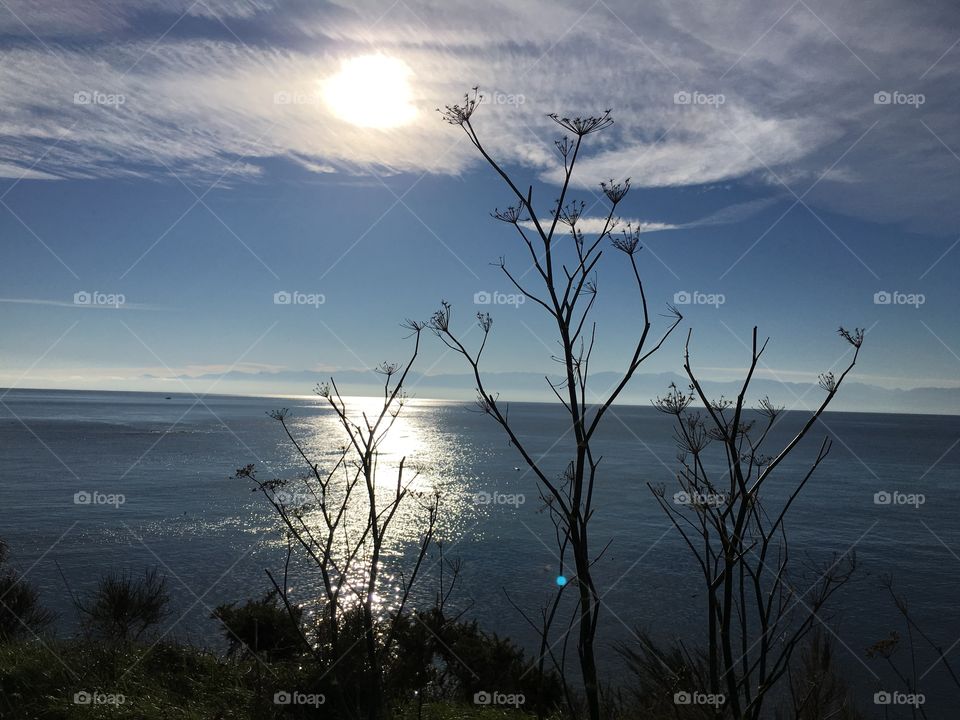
0;0;958;406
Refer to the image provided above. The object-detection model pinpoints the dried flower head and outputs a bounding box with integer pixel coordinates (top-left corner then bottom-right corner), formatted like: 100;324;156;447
744;451;771;469
818;372;837;393
376;361;399;377
711;396;732;412
757;396;783;420
600;178;630;205
547;109;613;136
477;312;493;333
612;224;641;255
401;318;426;336
838;326;864;348
655;382;693;415
706;425;727;441
558;200;586;227
429;301;452;333
492;205;524;224
438;87;482;125
678;413;710;454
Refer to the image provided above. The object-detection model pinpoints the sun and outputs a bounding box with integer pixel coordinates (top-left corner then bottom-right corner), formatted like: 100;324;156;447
323;55;417;129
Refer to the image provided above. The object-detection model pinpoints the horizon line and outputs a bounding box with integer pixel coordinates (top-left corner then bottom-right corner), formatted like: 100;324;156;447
2;385;958;419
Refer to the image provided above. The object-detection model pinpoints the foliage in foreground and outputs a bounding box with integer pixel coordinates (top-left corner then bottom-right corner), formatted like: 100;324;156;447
76;566;171;643
0;637;545;719
0;540;55;643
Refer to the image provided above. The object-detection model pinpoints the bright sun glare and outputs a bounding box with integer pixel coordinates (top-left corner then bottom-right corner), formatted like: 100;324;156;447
323;55;417;129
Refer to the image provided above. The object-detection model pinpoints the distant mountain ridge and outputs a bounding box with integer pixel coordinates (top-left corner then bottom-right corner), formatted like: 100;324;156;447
163;368;960;416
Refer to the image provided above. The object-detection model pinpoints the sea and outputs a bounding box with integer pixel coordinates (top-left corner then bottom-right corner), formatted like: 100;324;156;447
0;388;957;714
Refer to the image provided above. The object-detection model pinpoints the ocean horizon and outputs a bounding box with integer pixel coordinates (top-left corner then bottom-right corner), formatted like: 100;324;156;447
4;384;958;417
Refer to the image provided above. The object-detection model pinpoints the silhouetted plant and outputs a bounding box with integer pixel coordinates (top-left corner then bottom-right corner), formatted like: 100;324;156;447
864;575;960;718
648;326;864;719
212;589;306;660
615;629;713;718
390;604;563;717
434;88;682;720
79;566;170;643
779;631;863;720
237;320;440;720
0;540;54;643
616;629;862;719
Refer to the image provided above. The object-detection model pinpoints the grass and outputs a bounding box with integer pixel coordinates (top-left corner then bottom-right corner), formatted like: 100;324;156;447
396;706;535;719
0;639;255;718
0;639;533;719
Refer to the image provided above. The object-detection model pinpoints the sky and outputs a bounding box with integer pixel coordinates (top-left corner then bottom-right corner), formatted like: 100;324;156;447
0;0;958;410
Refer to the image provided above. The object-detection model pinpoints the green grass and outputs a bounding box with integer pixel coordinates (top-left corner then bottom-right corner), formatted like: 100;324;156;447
0;639;534;719
396;705;533;719
0;639;257;718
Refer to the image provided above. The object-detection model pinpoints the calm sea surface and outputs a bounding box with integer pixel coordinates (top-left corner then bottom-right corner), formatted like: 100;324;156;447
0;389;958;713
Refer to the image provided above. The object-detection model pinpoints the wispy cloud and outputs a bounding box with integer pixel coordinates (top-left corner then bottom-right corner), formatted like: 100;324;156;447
0;0;956;230
680;196;782;228
0;297;164;310
524;196;781;235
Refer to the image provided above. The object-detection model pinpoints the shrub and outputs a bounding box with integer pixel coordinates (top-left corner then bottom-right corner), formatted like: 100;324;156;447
391;607;563;716
212;590;306;660
79;566;170;642
0;539;54;642
616;629;864;720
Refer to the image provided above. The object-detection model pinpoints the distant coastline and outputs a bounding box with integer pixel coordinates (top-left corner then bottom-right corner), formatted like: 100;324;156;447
3;380;958;417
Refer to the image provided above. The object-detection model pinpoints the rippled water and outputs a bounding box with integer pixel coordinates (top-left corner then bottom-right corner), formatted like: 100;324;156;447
0;389;958;713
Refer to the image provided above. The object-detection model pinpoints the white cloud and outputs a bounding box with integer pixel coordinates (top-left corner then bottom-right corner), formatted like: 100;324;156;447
523;217;678;234
0;0;956;231
0;297;164;310
681;196;780;227
525;196;780;236
543;106;829;189
0;0;275;34
0;162;59;180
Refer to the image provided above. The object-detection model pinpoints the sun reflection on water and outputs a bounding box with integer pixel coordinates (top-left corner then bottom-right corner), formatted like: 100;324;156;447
257;397;475;619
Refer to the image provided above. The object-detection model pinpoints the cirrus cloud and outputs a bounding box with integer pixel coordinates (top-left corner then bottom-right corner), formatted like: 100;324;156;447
0;0;956;233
